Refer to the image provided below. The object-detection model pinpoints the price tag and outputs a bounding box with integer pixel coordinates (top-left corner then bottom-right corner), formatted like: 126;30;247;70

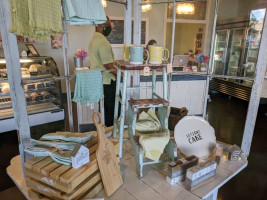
167;63;173;74
143;66;150;76
71;144;90;169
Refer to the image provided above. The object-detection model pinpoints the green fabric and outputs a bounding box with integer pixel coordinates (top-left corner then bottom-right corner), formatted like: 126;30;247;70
24;146;72;165
9;0;63;42
64;0;106;25
40;131;94;143
89;32;116;85
136;108;162;133
139;130;170;161
30;139;82;151
72;69;104;105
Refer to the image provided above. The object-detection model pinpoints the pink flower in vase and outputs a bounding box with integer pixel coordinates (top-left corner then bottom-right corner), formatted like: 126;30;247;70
75;49;88;60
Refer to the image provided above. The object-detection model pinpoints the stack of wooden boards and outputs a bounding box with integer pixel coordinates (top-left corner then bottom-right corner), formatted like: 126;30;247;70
24;137;119;200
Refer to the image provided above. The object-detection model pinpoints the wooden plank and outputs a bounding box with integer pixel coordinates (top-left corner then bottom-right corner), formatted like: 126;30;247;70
26;172;102;200
70;160;99;191
89;144;98;155
41;162;62;176
242;9;267;156
32;157;54;173
73;179;102;200
83;181;104;200
27;159;100;194
26;178;65;200
0;0;32;169
86;137;98;149
50;165;72;180
25;168;71;193
25;156;46;169
28;189;51;200
93;113;123;197
60;154;96;184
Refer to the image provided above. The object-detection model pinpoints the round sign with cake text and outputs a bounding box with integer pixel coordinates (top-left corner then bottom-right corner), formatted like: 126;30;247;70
174;116;216;159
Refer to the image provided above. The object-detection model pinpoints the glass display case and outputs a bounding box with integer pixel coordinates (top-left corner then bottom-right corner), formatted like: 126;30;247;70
210;9;266;101
225;28;245;76
0;56;64;133
213;30;228;75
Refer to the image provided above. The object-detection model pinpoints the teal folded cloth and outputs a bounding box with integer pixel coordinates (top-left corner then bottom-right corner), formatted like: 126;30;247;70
72;69;104;105
24;146;72;165
30;139;81;151
64;0;107;25
40;131;94;143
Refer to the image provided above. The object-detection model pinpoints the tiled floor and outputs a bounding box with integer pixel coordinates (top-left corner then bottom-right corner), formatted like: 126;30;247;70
0;93;267;200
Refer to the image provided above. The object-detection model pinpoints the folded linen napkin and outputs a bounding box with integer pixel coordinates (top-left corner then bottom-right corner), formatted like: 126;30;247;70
30;139;82;151
40;131;94;144
139;130;170;161
135;108;162;133
24;146;72;165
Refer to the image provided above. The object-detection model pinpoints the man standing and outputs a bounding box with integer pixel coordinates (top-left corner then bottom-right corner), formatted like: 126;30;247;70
89;16;118;127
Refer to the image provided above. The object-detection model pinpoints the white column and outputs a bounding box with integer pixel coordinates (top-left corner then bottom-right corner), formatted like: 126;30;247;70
133;0;142;99
242;11;267;156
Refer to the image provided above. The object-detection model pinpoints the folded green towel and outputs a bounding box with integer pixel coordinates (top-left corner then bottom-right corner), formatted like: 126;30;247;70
64;0;106;25
30;139;82;151
24;146;72;165
40;131;94;143
72;69;104;105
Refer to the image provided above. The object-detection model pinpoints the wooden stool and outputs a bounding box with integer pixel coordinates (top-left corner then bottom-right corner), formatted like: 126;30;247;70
127;98;177;177
112;60;169;158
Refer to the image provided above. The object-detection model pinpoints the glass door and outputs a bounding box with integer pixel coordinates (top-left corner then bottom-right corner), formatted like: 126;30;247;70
212;30;228;75
241;8;266;86
225;28;245;76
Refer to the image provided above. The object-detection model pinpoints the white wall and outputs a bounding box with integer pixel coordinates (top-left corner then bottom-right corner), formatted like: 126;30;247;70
217;0;239;20
238;0;267;16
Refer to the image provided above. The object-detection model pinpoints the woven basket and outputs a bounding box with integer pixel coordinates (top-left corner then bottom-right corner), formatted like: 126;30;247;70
168;107;188;131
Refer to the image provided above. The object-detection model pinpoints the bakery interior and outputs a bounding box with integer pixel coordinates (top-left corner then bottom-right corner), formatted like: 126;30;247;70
0;0;267;200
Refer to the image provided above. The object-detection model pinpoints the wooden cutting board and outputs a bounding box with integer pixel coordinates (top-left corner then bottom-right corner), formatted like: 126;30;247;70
93;112;123;197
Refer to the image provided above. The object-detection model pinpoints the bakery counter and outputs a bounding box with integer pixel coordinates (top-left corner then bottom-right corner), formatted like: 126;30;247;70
138;72;207;116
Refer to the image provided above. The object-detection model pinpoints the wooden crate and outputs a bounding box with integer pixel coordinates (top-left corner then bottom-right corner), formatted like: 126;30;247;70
24;138;119;200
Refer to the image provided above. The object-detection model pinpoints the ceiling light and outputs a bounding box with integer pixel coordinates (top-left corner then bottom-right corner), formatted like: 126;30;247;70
102;0;107;8
177;3;195;15
142;4;152;12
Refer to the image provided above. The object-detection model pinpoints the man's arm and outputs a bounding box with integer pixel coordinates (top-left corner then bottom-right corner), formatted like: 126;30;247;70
103;62;117;76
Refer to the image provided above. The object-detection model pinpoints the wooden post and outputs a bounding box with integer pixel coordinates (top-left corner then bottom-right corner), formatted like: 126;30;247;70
202;0;219;118
133;0;142;99
168;1;177;101
0;0;32;171
124;0;132;45
125;0;132;106
241;11;267;156
62;1;74;132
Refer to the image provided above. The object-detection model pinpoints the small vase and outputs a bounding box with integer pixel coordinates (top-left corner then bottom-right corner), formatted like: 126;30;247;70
74;57;83;68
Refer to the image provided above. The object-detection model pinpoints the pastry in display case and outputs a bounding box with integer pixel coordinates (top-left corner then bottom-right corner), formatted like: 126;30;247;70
0;56;64;133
